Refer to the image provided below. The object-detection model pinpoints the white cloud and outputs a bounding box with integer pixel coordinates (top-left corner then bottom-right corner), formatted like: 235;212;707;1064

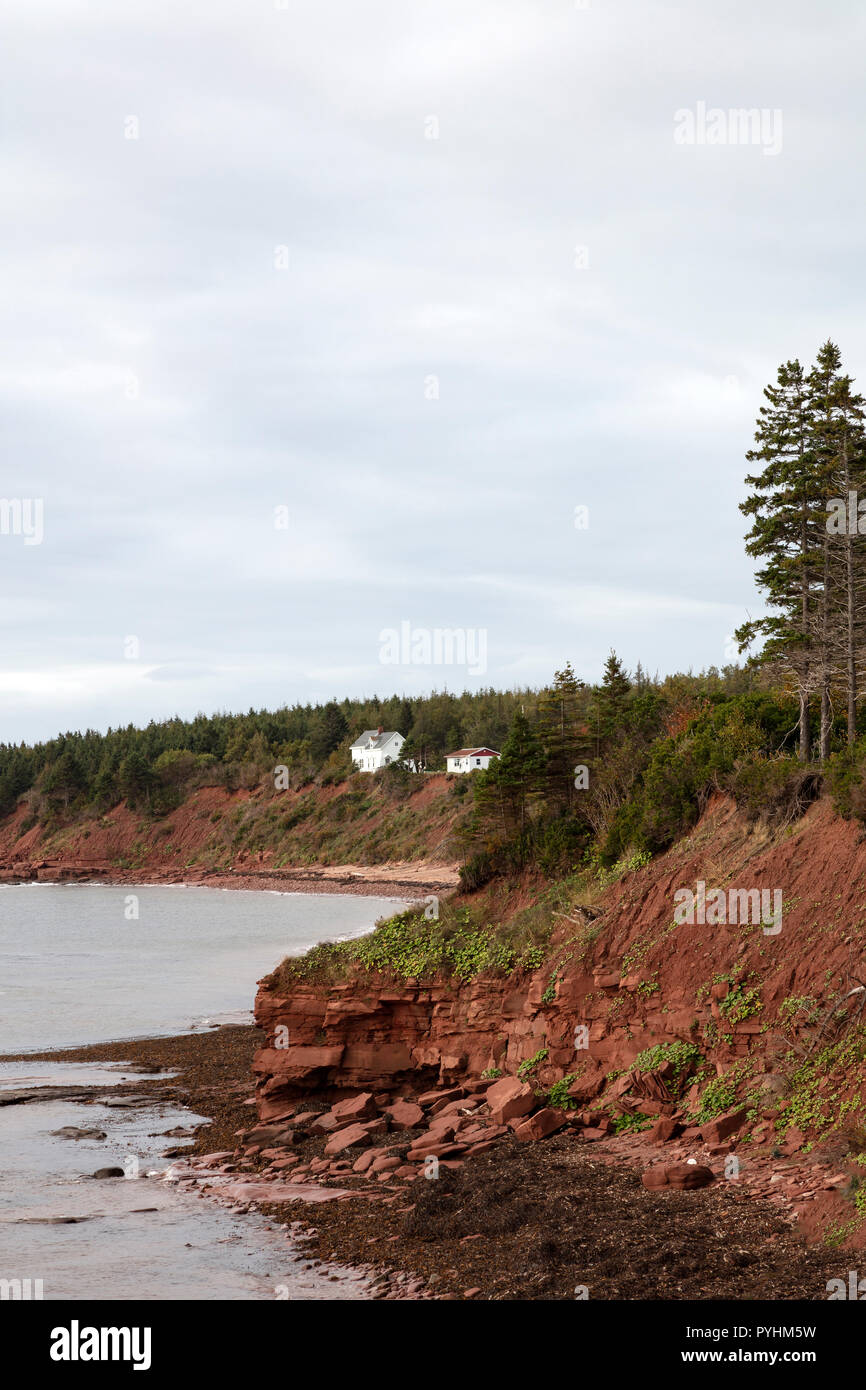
2;0;860;740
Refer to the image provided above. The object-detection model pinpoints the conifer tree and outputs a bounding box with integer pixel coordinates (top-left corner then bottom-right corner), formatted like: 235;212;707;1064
807;342;847;759
537;661;589;810
818;360;866;747
738;359;821;759
473;710;545;838
594;650;631;749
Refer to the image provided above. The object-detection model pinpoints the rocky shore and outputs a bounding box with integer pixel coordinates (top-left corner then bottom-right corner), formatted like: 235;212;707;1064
6;1024;858;1301
9;793;866;1297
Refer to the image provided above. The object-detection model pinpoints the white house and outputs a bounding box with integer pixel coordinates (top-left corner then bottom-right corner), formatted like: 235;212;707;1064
445;746;500;774
350;728;406;772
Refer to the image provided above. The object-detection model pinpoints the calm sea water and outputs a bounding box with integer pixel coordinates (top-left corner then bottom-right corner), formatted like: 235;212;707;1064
0;882;401;1052
0;884;403;1299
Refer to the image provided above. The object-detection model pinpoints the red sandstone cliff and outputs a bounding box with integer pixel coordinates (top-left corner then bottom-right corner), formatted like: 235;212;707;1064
0;775;461;890
252;794;866;1122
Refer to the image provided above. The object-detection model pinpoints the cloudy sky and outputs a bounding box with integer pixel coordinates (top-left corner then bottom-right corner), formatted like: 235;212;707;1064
3;0;866;743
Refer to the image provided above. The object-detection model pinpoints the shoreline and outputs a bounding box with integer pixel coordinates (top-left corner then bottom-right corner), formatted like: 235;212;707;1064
0;861;458;898
3;1025;857;1302
0;1027;419;1302
0;1025;433;1301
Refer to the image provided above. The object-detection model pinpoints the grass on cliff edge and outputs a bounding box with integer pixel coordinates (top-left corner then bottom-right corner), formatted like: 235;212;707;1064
268;878;595;991
267;855;653;992
268;903;547;990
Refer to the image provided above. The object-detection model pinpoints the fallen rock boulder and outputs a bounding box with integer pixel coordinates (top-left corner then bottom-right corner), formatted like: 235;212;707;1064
514;1108;569;1142
648;1116;681;1145
330;1091;379;1123
641;1163;715;1191
566;1075;604;1105
418;1086;464;1109
385;1100;424;1129
700;1108;748;1147
323;1122;375;1156
485;1077;535;1125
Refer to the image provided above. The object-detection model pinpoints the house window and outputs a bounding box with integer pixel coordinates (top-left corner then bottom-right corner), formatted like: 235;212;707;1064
475;758;480;765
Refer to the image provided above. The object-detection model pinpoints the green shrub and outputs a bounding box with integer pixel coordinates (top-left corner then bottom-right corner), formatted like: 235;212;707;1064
729;756;821;826
275;903;551;988
718;984;763;1024
612;1112;653;1134
517;1048;549;1081
631;1041;702;1095
547;1074;579;1109
826;743;866;822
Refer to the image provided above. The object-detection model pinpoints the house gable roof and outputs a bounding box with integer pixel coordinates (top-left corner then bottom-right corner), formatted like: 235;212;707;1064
350;730;404;750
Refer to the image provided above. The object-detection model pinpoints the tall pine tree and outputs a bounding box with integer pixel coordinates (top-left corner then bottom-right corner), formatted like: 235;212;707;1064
738;358;821;759
537;662;589;810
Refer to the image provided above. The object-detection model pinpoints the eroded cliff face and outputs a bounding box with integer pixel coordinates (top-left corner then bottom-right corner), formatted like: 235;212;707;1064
252;794;866;1122
0;775;461;887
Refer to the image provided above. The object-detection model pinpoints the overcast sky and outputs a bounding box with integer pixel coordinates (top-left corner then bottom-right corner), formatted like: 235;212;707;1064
3;0;866;743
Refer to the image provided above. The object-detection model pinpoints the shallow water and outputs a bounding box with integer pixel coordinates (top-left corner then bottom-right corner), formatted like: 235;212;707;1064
0;885;403;1299
0;1062;370;1300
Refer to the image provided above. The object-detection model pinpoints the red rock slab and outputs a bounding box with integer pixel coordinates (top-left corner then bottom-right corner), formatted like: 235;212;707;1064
352;1147;390;1173
435;1097;480;1118
637;1099;677;1116
578;1109;607;1127
641;1164;715;1191
329;1091;379;1123
252;1045;344;1081
417;1086;464;1108
485;1077;535;1125
219;1181;352;1204
309;1113;344;1136
340;1043;413;1076
246;1122;301;1146
458;1125;506;1145
514;1108;569;1142
700;1108;748;1146
428;1092;468;1115
421;1120;456;1143
465;1140;501;1156
593;971;620;988
648;1117;681;1145
385;1100;424;1129
566;1076;605;1105
406;1141;467;1161
370;1155;402;1173
781;1127;807;1156
324;1122;375;1155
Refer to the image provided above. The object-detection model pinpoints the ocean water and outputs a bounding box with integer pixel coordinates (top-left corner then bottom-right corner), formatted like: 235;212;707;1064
0;882;401;1052
0;884;404;1300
